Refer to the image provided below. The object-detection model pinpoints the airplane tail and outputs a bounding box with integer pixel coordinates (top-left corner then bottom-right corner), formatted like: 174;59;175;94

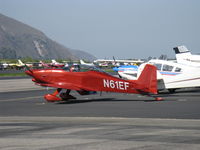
173;45;192;64
173;45;191;54
80;59;86;65
137;64;157;94
51;59;57;64
40;60;45;65
18;59;24;65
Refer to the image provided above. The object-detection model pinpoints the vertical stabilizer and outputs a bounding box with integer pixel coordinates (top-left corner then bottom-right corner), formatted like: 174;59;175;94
80;60;86;65
52;59;57;64
137;64;157;94
173;45;192;64
173;45;190;54
18;59;24;65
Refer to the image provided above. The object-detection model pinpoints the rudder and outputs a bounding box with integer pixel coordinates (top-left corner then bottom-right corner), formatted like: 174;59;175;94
137;64;157;94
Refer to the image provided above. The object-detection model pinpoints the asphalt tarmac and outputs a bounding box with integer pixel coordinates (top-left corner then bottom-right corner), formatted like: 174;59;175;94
1;89;200;119
0;78;200;149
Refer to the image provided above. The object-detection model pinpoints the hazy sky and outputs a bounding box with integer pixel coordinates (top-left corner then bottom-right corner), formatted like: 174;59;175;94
0;0;200;59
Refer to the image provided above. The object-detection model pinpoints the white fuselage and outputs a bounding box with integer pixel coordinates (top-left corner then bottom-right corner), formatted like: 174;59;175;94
119;59;200;90
174;45;200;67
176;53;200;67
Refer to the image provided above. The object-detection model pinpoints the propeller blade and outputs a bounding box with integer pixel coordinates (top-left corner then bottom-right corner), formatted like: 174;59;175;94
25;64;33;73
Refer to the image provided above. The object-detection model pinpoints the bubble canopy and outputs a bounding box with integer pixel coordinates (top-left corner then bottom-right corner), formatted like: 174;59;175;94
63;64;106;73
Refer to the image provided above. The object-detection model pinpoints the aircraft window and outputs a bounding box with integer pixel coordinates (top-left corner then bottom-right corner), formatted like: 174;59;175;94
175;67;182;72
162;65;173;71
154;63;162;71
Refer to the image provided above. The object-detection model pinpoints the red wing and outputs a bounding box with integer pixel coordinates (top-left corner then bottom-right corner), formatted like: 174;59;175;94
35;82;82;91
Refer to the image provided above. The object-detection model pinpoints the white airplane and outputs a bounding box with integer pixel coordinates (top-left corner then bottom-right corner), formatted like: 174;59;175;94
8;59;28;69
173;45;200;67
0;62;9;70
18;59;26;66
80;59;95;66
51;59;64;68
118;59;200;93
18;59;34;68
94;59;144;65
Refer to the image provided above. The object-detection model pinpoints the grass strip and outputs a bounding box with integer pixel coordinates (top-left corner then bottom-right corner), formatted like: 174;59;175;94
0;72;27;77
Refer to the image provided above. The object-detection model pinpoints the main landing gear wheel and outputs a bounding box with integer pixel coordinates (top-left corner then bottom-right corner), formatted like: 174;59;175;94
168;89;176;93
44;89;76;102
60;89;76;100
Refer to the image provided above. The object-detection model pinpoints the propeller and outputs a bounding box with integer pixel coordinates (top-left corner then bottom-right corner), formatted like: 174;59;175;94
24;64;33;76
112;56;122;78
113;56;117;66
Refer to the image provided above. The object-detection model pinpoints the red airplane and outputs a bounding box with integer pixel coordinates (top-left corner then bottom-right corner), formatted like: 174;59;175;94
25;64;161;102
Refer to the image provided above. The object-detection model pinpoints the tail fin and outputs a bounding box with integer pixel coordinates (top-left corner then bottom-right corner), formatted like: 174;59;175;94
173;45;192;64
18;59;24;65
40;60;45;65
137;64;157;94
173;45;190;54
51;59;57;64
80;60;86;65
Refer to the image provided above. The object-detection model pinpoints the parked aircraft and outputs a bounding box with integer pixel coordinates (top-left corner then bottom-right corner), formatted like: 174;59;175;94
8;59;27;69
174;45;200;67
51;59;65;68
94;59;144;66
39;61;50;68
40;60;64;68
25;64;162;102
117;59;200;93
18;60;33;68
0;62;9;70
80;59;95;66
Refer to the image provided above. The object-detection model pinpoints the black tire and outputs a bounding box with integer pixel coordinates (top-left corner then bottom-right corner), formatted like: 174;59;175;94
168;89;176;93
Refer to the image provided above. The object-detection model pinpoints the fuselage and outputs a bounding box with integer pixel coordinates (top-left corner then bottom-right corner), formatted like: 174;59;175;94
26;69;139;94
118;59;200;90
25;64;157;95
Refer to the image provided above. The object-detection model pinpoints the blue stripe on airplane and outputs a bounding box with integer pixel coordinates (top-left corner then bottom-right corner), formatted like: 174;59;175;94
113;65;138;72
160;71;181;76
113;65;181;76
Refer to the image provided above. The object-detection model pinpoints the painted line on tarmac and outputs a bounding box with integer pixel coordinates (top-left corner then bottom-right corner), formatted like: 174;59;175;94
0;96;43;102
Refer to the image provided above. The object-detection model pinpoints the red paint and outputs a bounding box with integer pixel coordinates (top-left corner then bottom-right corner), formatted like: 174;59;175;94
26;64;158;102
